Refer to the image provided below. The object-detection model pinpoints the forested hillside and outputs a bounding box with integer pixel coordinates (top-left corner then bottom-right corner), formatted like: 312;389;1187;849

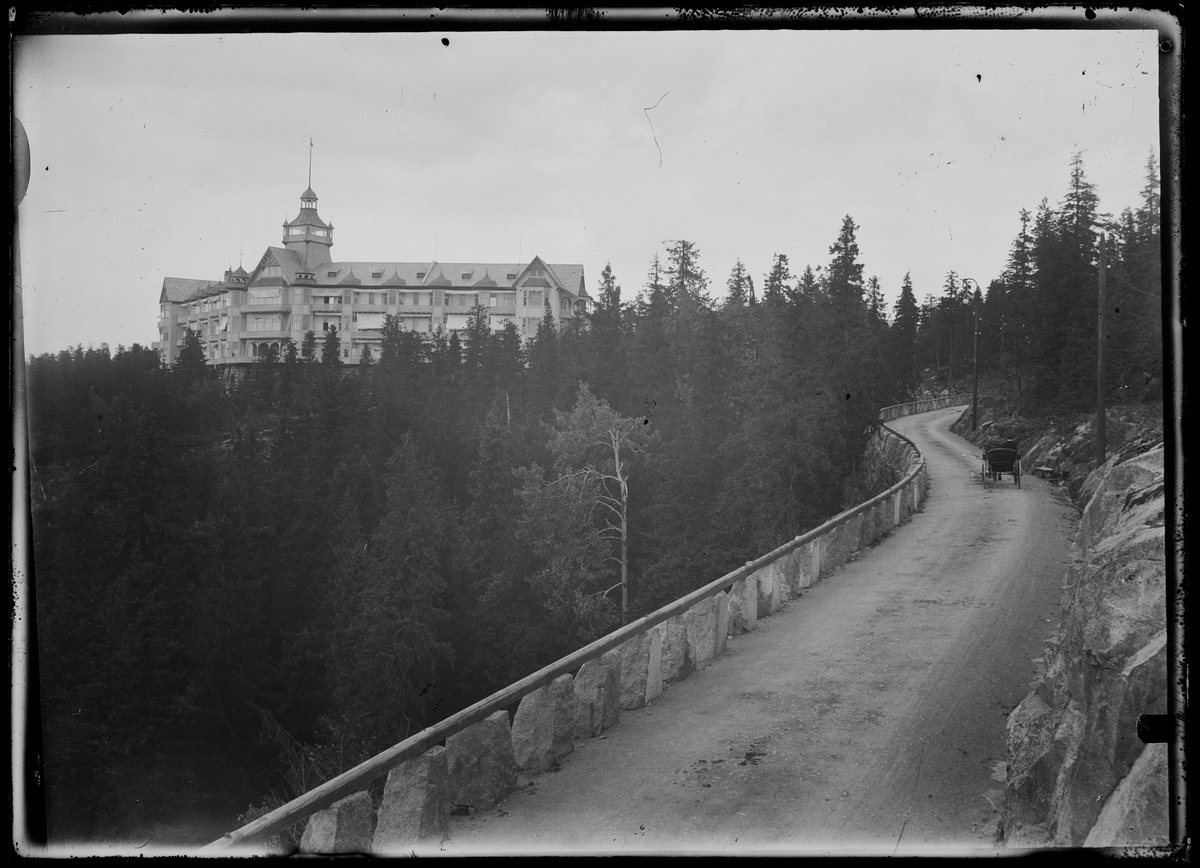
26;153;1161;842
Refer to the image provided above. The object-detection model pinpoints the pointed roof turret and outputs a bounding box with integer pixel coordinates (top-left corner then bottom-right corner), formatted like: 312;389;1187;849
284;177;333;268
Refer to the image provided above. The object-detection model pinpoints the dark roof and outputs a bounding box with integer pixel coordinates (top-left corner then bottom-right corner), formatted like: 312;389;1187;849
161;277;217;303
257;247;305;286
285;208;331;229
548;264;589;300
301;186;317;200
225;252;588;298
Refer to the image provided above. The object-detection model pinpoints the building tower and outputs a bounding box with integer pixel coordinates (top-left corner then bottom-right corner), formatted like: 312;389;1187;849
282;185;334;268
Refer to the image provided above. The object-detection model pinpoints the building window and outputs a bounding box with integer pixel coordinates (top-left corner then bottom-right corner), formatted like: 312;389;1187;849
561;297;569;311
461;272;472;280
506;273;517;280
416;272;425;279
259;265;282;278
372;271;383;278
249;288;282;304
328;271;338;277
248;315;281;332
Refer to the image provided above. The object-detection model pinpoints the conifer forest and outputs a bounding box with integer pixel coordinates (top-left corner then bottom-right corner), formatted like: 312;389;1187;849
26;154;1162;840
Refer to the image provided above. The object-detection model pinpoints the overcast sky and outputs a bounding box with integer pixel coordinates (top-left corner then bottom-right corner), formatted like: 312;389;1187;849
14;18;1164;358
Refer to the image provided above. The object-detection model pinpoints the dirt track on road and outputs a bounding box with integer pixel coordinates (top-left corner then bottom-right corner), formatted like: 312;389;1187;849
441;406;1077;856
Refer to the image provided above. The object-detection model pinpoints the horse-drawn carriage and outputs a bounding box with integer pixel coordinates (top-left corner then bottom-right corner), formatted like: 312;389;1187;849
981;439;1021;488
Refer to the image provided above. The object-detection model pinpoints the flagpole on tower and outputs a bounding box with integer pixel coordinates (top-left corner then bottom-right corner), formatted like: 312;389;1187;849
308;137;313;188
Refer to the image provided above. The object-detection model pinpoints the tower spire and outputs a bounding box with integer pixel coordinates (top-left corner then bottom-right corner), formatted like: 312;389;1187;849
308;137;313;189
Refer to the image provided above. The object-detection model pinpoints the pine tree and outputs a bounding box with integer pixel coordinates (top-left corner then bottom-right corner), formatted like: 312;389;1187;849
301;329;319;363
321;326;342;365
891;272;920;393
762;253;793;307
174;327;207;383
663;239;709;306
724;260;752;308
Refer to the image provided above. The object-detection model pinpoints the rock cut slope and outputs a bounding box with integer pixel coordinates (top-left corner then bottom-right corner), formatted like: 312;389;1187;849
1002;437;1170;847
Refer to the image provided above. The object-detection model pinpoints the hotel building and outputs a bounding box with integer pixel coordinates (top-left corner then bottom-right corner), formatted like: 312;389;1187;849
157;185;590;366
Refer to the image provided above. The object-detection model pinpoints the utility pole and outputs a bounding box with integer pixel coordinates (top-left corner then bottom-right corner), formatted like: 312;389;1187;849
963;278;981;431
1097;233;1107;463
972;308;980;430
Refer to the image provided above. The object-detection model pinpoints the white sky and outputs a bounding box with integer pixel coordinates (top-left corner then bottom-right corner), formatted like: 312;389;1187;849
14;22;1164;357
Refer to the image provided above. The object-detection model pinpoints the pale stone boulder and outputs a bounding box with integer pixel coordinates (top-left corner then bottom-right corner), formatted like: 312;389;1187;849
743;575;759;630
714;591;729;656
827;522;852;571
727;577;749;634
685;597;717;668
511;674;575;772
618;631;652;710
846;513;864;553
881;494;897;535
779;549;803;597
755;563;781;618
728;573;760;633
644;625;664;704
373;746;449;852
445;710;518;810
862;505;880;546
572;650;621;737
299;791;373;854
660;615;693;682
814;535;830;579
795;541;818;590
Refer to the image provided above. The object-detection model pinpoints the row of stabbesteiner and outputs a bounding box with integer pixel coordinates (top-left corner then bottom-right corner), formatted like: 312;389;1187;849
297;426;933;854
293;423;932;855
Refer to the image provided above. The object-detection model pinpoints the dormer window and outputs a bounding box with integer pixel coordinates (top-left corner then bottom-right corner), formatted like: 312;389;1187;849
461;272;472;280
417;272;426;279
372;271;383;278
506;273;517;280
328;271;338;277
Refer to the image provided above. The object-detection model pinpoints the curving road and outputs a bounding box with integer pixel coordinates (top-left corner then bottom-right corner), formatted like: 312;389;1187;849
441;406;1076;855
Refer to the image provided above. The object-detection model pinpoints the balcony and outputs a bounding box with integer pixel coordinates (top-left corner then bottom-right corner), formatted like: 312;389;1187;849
243;300;291;313
238;329;291;340
313;303;343;313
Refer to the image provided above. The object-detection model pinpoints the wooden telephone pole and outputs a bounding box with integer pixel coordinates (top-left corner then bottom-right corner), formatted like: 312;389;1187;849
1097;234;1107;464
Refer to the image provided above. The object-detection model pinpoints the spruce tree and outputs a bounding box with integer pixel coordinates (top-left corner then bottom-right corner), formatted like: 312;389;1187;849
320;325;342;365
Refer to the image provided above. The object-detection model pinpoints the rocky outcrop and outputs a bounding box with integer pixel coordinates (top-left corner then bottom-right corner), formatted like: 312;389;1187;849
1002;440;1168;847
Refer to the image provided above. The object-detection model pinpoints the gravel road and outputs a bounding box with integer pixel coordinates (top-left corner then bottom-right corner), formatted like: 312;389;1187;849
441;405;1076;856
